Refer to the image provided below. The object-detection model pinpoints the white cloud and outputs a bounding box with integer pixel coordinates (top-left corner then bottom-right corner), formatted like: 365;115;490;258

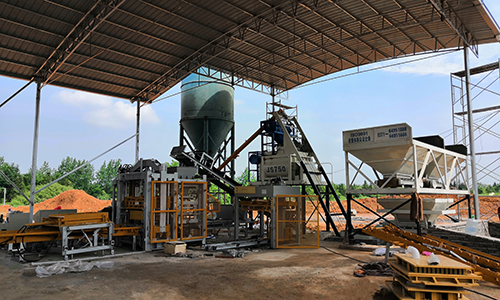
57;90;160;129
58;90;112;107
383;54;462;76
382;42;500;76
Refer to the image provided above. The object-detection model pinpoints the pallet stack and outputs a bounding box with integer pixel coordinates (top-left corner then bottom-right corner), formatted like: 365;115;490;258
387;253;481;300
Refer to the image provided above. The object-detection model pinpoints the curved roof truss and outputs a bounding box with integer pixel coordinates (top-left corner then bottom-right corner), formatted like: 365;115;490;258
0;0;498;102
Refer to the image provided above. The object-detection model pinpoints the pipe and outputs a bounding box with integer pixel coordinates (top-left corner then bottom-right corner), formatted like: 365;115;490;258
406;246;420;259
29;78;42;223
0;79;34;109
135;99;140;163
464;47;481;219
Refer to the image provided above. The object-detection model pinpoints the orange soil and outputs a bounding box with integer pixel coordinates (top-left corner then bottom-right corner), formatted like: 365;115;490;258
0;190;111;216
305;195;500;231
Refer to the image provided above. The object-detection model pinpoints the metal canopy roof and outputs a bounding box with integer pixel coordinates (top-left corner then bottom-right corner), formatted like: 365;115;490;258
0;0;499;102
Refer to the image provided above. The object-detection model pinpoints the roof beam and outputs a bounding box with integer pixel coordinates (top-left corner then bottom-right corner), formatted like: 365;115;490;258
180;0;332;82
135;1;310;82
251;0;358;68
35;0;126;85
390;0;447;51
0;16;168;81
0;43;151;86
48;1;295;91
133;1;300;100
359;0;435;55
427;0;479;55
0;57;137;99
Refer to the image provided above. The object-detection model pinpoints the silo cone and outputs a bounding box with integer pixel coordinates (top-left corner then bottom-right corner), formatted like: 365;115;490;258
180;75;234;157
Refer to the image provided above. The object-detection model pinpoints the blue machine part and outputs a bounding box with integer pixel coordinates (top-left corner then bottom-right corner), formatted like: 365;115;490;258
249;153;261;164
262;119;284;145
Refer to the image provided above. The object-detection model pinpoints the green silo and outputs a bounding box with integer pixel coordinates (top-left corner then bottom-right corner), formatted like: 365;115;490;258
180;74;234;157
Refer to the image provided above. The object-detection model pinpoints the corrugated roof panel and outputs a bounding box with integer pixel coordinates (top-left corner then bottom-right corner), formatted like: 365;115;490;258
0;0;498;99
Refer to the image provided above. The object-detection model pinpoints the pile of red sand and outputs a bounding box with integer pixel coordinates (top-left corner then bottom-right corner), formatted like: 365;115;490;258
0;190;111;216
305;195;500;231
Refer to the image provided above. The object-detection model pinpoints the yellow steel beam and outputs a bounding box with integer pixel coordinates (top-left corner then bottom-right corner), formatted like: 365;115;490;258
108;225;141;237
363;225;500;286
0;228;60;244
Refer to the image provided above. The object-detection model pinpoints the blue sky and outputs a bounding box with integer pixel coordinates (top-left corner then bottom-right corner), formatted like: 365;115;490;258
1;0;500;184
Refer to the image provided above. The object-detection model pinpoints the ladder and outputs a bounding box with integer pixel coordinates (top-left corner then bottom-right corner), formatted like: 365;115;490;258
273;111;350;236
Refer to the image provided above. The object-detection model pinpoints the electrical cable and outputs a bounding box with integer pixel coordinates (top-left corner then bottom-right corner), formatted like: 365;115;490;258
321;245;367;264
142;49;459;106
16;235;58;263
285;49;459;92
14;225;59;263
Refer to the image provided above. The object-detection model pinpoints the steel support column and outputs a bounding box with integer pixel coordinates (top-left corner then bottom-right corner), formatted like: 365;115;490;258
29;78;41;223
135;100;140;163
464;47;480;219
230;126;235;179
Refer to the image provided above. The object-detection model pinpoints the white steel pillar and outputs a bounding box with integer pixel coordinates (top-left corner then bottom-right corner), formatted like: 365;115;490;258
29;78;42;223
135;100;140;163
463;47;480;219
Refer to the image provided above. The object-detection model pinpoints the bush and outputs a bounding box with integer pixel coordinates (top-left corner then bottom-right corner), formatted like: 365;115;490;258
34;182;72;203
10;195;29;207
8;182;72;206
96;191;110;200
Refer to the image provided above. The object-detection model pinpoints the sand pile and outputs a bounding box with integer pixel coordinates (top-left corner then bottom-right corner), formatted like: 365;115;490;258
0;190;111;215
305;195;500;231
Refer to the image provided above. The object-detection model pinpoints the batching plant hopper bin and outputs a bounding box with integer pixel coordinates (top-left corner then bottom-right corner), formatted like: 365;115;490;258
343;123;471;228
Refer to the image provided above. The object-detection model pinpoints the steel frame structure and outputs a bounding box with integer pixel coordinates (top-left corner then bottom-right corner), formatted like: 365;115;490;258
343;124;471;241
0;0;498;233
451;60;500;184
0;0;498;102
344;140;470;196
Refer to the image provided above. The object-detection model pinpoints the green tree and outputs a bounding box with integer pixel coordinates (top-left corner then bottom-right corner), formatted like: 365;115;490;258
235;168;256;186
37;161;53;185
55;157;94;193
0;156;25;201
94;159;122;199
334;183;346;198
10;182;72;206
166;160;179;167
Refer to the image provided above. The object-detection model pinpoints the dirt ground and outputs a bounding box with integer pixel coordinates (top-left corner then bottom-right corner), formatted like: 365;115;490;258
1;241;499;300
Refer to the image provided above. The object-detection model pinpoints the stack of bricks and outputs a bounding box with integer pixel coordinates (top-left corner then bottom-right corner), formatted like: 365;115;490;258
488;222;500;239
428;226;500;258
387;253;481;300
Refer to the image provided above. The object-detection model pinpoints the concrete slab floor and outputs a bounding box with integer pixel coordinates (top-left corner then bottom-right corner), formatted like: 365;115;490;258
0;241;499;300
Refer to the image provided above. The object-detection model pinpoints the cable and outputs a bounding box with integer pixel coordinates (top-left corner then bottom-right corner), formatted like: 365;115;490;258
321;245;367;264
142;49;459;106
145;80;213;106
16;235;58;263
14;225;59;263
464;288;498;300
286;49;459;92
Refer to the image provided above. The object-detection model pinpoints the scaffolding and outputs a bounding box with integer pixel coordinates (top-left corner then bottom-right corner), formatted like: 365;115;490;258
451;60;500;185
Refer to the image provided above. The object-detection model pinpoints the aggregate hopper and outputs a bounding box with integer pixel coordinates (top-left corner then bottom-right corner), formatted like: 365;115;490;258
343;123;470;227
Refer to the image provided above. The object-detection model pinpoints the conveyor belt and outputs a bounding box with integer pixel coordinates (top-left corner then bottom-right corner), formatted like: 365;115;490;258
363;225;500;286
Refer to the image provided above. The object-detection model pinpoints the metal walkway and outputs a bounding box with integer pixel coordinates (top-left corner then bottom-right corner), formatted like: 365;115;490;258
273;111;349;236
